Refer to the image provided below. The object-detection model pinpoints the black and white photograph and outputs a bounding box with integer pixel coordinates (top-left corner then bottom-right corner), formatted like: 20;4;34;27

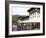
12;7;40;31
5;1;45;37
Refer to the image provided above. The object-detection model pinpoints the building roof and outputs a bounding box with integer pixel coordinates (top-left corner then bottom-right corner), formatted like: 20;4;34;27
27;8;40;14
18;16;29;20
27;8;40;12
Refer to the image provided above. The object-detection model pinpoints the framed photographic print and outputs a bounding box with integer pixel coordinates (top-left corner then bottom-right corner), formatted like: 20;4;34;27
5;1;45;37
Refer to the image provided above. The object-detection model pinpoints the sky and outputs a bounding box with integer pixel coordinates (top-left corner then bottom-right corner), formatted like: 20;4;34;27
11;4;31;16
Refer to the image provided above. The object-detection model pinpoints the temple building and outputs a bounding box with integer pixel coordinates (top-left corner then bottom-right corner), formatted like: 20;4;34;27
18;8;40;23
17;8;40;30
